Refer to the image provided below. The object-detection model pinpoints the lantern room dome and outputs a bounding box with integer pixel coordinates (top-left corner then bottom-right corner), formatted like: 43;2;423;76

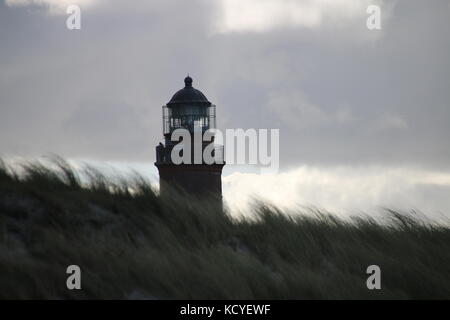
167;76;211;107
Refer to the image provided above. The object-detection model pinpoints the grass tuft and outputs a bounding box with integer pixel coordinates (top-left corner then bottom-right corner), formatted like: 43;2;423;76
0;157;449;299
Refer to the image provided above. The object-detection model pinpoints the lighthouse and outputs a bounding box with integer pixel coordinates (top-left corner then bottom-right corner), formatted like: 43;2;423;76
155;76;225;199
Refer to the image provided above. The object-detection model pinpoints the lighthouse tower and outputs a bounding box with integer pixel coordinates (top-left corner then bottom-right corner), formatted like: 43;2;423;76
155;76;225;199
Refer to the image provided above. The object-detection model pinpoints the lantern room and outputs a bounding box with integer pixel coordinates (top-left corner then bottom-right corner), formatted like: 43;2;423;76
162;76;216;138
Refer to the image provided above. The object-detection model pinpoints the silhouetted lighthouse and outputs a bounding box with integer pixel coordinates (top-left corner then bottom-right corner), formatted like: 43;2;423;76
155;76;224;199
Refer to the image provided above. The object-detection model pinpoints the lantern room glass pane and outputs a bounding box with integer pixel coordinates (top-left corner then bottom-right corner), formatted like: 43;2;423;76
163;104;216;135
171;105;207;117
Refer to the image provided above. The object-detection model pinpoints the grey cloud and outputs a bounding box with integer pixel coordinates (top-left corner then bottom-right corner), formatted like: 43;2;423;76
0;0;449;171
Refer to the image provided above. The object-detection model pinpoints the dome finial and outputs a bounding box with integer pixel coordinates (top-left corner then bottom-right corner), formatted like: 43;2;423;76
184;75;193;87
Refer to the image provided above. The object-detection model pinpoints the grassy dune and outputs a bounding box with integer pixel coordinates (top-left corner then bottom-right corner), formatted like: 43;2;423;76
0;158;449;299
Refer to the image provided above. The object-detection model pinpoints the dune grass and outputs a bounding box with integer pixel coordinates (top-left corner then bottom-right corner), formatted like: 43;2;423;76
0;157;449;299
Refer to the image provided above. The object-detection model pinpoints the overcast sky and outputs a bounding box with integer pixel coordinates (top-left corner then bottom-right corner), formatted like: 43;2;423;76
1;0;450;218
